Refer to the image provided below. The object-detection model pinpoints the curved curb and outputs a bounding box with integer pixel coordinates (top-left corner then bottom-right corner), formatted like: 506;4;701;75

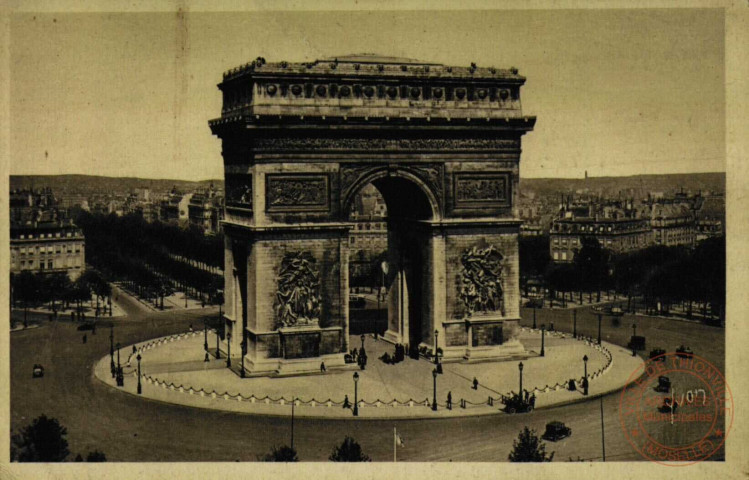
93;330;642;420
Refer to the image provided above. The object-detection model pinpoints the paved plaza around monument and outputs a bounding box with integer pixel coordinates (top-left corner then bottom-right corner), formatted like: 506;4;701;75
95;328;643;419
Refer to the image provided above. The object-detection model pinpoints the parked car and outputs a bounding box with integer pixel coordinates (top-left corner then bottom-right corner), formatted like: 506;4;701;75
349;295;366;309
77;322;96;331
32;364;44;378
503;393;535;414
676;345;694;358
649;348;667;361
542;421;572;441
610;306;624;316
654;376;671;393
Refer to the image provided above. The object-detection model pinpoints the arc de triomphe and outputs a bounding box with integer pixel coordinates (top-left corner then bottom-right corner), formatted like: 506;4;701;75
209;54;535;375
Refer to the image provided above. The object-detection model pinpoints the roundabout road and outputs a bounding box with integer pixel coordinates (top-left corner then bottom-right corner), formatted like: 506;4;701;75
9;300;725;462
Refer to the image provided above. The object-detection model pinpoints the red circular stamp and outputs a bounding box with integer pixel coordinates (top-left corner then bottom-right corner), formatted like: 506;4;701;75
619;352;733;465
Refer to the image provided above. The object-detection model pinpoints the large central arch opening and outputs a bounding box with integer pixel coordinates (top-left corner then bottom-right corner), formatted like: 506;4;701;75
345;172;436;353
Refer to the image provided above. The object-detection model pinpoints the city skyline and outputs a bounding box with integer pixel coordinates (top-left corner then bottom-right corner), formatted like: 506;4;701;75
10;8;725;181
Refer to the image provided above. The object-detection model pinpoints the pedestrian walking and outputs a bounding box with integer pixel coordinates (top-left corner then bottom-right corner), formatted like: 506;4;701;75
473;377;479;390
82;334;87;344
343;395;351;409
320;361;326;373
447;391;452;410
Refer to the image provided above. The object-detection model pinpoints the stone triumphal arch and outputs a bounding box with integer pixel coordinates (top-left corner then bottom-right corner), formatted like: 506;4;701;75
209;54;536;375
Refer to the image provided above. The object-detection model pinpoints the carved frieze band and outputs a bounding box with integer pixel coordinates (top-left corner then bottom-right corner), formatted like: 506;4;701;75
252;137;520;152
453;172;510;208
266;174;330;212
225;174;253;210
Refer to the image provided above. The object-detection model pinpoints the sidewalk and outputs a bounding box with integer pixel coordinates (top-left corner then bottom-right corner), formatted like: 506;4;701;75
114;283;214;313
18;291;127;319
94;328;643;419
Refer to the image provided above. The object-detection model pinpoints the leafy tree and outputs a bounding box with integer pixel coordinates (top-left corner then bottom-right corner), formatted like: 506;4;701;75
260;445;298;462
329;436;371;462
11;415;70;462
12;271;40;326
45;273;72;312
508;426;554;462
519;235;551;278
86;450;107;462
574;236;611;302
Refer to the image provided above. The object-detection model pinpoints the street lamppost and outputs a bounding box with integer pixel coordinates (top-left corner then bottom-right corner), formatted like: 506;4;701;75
631;323;637;357
583;355;589;395
632;323;637;338
203;319;208;351
434;329;439;361
353;372;359;416
215;327;221;359
360;334;366;352
116;342;122;387
136;353;142;395
597;313;602;345
518;362;524;396
573;309;577;338
226;332;232;368
540;324;546;357
533;306;537;329
109;325;115;378
240;335;246;378
432;368;438;411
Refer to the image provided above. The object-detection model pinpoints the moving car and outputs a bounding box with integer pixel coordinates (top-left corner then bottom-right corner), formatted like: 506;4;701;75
654;375;671;393
676;345;694;358
649;348;667;361
32;364;44;378
660;396;679;413
542;421;572;441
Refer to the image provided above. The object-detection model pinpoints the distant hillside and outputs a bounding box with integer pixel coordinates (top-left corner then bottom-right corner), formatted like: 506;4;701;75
520;172;725;198
10;172;724;199
9;175;224;196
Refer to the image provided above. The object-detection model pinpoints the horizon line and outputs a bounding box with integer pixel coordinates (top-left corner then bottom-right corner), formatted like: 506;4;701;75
9;171;727;184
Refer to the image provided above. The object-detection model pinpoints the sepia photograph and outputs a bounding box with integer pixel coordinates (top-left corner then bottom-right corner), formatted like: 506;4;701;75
3;2;746;478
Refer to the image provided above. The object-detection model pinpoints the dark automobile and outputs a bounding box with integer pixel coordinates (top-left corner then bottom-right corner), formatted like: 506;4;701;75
525;298;544;309
654;375;671;393
77;322;96;331
676;345;694;358
542;421;572;441
660;396;679;413
649;348;667;361
32;364;44;378
610;306;624;316
503;393;535;414
348;295;366;309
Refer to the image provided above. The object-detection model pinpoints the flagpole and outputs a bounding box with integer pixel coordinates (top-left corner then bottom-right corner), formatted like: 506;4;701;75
394;426;397;462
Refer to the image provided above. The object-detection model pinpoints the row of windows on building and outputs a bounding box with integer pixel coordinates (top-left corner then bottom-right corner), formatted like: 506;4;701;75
11;243;82;255
13;257;83;270
16;231;79;239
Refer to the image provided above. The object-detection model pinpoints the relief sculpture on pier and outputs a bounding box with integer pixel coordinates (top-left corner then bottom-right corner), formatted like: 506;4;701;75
458;245;505;317
274;251;322;329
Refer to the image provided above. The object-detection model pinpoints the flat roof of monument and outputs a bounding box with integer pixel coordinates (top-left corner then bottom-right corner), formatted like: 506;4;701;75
321;53;442;65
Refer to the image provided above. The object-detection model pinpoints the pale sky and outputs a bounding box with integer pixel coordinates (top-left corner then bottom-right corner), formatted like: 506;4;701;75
10;8;725;181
